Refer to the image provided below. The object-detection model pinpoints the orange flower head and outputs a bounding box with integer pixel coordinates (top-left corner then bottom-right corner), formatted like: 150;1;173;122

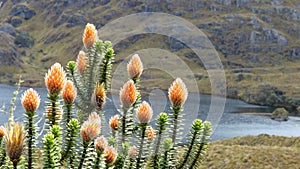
62;80;77;104
81;112;101;142
128;146;137;158
127;54;143;79
119;80;137;109
0;126;4;137
3;123;25;166
45;63;66;95
21;88;40;112
92;82;106;110
104;146;117;164
46;105;63;121
109;115;119;131
136;101;153;124
146;126;156;141
76;51;88;74
95;136;107;152
88;112;101;122
168;78;188;108
83;23;98;49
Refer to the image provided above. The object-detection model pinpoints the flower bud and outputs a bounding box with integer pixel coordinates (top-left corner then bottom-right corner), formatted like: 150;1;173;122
168;78;188;108
146;126;156;141
92;82;106;110
62;80;77;104
136;101;153;124
119;80;137;109
127;54;143;79
104;146;117;164
95;136;108;152
46;105;63;121
45;63;66;95
83;23;98;49
0;126;4;137
80;112;101;142
109;115;119;131
76;51;87;74
3;123;25;166
21;88;40;112
128;146;137;158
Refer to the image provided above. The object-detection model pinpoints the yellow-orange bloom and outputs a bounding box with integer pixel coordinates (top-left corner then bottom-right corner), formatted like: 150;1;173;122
92;82;106;110
62;80;77;104
104;146;117;164
146;126;156;141
76;51;87;74
95;136;108;152
109;115;119;131
46;105;63;121
0;126;4;137
119;80;137;109
136;101;153;124
21;88;40;112
83;23;98;49
45;63;66;95
81;112;101;142
3;123;25;166
168;78;188;107
128;146;137;158
127;54;143;79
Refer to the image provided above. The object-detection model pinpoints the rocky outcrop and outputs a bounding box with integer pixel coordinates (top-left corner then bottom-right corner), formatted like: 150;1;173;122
66;14;87;28
7;16;23;27
0;32;20;66
0;23;16;36
14;30;34;48
9;4;36;20
271;108;289;121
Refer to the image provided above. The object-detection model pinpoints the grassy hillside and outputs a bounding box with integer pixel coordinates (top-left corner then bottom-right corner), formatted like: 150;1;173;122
199;134;300;168
0;0;300;109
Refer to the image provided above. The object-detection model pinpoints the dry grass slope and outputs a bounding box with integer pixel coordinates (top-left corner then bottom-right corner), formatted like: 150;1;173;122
199;134;300;169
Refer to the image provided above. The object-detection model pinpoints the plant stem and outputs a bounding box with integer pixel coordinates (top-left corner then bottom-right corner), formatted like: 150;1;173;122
78;141;89;169
100;55;109;89
121;108;128;143
178;130;198;168
51;101;56;126
189;143;205;169
13;163;17;169
171;109;179;143
136;124;147;169
0;138;6;166
129;159;134;169
93;151;103;169
65;104;72;124
27;112;34;169
161;151;169;169
153;126;163;169
48;94;59;127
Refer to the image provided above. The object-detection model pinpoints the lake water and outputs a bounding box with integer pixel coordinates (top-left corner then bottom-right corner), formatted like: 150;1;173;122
0;84;299;141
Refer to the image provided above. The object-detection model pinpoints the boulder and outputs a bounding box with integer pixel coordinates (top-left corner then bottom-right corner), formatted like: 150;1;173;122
288;47;300;59
14;30;34;48
271;108;289;121
0;32;20;66
9;4;36;20
7;16;23;27
66;14;87;28
0;23;16;36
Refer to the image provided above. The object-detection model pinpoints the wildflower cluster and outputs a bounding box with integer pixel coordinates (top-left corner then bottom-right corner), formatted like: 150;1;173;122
0;23;212;168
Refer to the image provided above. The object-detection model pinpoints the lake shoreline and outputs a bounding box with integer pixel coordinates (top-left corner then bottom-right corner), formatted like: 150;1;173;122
1;83;300;141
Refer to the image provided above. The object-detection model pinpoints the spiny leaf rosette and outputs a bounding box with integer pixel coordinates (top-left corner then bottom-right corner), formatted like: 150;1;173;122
0;23;212;169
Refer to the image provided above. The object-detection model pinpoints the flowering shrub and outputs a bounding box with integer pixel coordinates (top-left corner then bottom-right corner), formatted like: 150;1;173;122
0;23;212;169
